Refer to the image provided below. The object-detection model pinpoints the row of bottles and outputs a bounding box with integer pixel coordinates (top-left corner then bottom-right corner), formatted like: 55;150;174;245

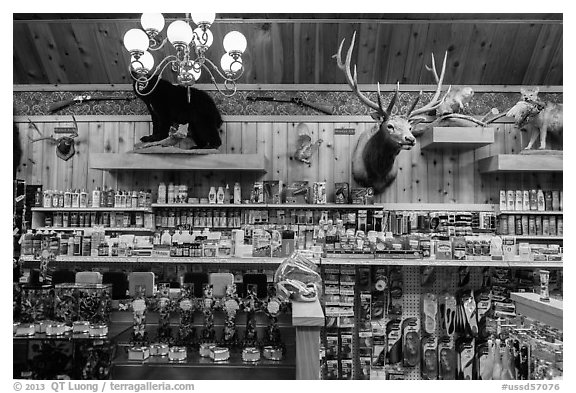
157;182;241;204
37;188;153;209
42;211;152;229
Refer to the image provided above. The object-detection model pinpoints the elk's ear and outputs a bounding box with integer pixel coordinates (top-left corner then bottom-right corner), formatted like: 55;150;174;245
370;112;384;121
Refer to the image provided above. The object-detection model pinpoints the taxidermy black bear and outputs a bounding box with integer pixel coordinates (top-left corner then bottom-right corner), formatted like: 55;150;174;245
133;75;223;149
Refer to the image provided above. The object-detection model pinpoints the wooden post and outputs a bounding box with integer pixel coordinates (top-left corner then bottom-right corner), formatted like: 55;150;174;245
291;299;325;380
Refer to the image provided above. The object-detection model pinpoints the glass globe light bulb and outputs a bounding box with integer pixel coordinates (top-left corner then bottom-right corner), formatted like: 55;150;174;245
140;13;165;33
193;27;213;48
191;13;216;26
130;51;155;74
220;53;242;74
223;31;247;53
167;20;193;46
123;28;150;53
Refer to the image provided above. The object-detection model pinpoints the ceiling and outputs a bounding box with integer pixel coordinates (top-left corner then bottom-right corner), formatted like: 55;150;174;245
13;14;563;86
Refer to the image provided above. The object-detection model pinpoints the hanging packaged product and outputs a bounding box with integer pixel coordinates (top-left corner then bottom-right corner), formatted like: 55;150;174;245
335;182;349;204
422;293;438;335
438;336;456;380
457;337;475;380
264;180;283;204
386;319;402;365
421;336;438;380
402;317;420;367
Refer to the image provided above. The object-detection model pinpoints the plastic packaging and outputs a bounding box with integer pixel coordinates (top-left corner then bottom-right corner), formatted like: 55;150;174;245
274;251;322;302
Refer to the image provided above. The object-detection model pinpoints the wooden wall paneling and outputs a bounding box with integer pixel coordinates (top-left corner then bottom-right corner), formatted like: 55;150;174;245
410;135;428;203
481;24;520;85
420;23;452;84
225;122;243;192
461;24;497;84
297;23;317;84
395;147;413;203
40;123;58;190
455;147;475;204
101;122;120;190
246;23;274;84
287;122;306;184
15;123;31;183
218;122;228;153
131;122;156;194
403;23;430;84
442;149;456;204
502;23;543;85
270;23;285;84
26;23;68;84
335;23;360;83
348;122;363;188
272;123;289;183
114;122;136;190
317;123;335;202
425;147;444;203
27;121;44;186
544;34;563;85
69;121;90;191
382;24;411;84
523;24;563;85
317;23;340;84
356;23;380;83
473;141;493;204
332;122;351;190
257;123;274;183
97;21;133;84
12;23;47;83
279;23;295;84
503;123;525;195
445;23;474;84
47;23;92;84
69;22;111;84
486;124;507;203
86;122;105;191
55;122;74;191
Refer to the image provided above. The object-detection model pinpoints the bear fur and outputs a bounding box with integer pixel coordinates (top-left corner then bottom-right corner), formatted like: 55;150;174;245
134;75;223;149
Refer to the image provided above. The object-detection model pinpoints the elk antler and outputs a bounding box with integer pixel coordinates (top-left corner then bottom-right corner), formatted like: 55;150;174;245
409;52;451;120
334;31;389;119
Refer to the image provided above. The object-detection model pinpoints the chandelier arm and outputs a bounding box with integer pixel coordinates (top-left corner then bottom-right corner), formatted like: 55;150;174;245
132;56;179;97
201;57;244;82
149;36;169;52
200;63;237;98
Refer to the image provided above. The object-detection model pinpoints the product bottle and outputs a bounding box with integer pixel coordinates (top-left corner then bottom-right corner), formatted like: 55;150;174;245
52;191;59;209
168;183;175;204
34;188;42;207
537;189;545;211
158;182;167;204
92;187;101;208
217;186;225;204
224;184;231;204
209;186;217;204
233;183;241;205
492;339;503;380
132;190;138;208
71;189;80;208
79;189;88;208
43;190;51;208
22;230;33;255
161;230;172;245
67;235;75;256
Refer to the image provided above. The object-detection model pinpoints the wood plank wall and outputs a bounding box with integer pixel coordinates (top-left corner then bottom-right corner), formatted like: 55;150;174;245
14;119;562;204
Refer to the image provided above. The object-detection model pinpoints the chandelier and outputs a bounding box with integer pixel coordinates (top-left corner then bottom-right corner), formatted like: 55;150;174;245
123;13;247;97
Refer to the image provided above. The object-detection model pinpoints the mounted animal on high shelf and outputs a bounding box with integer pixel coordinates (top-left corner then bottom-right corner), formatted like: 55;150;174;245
133;74;223;150
334;32;453;193
505;87;563;151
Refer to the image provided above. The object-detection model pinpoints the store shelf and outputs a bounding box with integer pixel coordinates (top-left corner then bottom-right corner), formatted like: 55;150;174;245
152;203;497;211
31;207;152;212
420;127;495;150
478;154;563;173
90;153;267;172
510;236;563;241
20;255;285;265
320;258;563;268
33;227;153;232
497;210;563;215
510;292;562;330
379;203;497;212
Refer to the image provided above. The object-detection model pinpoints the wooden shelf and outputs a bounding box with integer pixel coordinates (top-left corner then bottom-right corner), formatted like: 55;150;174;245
478;154;563;173
510;292;562;329
497;210;563;215
511;236;563;241
320;258;563;268
152;203;497;211
31;207;152;212
90;153;267;172
420;127;495;150
33;227;153;232
20;255;285;265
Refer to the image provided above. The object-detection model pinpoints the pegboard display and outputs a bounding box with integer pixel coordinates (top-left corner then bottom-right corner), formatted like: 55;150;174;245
320;262;560;380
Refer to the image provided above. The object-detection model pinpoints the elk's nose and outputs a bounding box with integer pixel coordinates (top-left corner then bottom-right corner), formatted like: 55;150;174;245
405;136;416;144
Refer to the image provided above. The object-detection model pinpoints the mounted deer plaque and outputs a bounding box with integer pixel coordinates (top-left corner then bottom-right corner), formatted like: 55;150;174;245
334;32;450;193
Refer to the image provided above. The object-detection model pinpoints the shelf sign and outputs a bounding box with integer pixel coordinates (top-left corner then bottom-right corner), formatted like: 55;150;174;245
54;127;77;134
334;128;356;135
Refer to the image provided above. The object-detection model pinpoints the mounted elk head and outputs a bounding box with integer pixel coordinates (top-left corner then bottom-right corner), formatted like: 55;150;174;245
335;31;449;193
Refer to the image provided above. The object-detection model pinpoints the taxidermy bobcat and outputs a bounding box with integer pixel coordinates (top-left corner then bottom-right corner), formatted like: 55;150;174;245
506;87;563;150
134;75;223;149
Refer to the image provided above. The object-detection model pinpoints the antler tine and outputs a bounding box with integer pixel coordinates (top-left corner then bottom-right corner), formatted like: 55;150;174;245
27;118;42;136
334;31;382;114
384;82;399;117
407;91;423;116
409;51;449;119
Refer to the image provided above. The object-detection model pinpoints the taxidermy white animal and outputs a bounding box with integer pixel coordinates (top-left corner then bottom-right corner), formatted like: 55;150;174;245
506;87;563;150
